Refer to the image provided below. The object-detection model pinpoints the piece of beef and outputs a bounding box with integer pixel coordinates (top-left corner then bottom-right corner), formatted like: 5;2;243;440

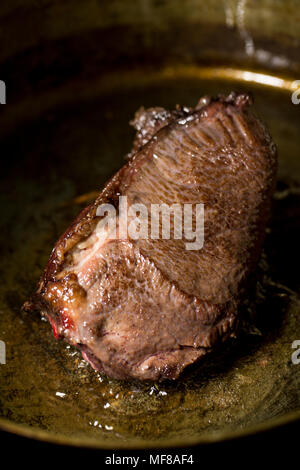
23;92;277;381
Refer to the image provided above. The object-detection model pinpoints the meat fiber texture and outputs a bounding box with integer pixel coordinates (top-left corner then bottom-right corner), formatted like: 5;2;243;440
23;92;277;381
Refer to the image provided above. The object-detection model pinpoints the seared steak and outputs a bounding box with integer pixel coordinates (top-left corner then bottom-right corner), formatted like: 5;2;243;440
23;93;277;381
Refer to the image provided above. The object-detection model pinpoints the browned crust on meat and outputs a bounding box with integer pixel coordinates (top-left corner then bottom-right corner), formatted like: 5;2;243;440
23;92;277;381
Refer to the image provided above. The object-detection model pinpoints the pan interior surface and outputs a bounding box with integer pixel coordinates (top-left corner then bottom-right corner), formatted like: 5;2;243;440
0;68;300;448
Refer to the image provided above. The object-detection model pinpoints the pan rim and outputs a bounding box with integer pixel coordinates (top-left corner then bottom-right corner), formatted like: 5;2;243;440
0;409;300;449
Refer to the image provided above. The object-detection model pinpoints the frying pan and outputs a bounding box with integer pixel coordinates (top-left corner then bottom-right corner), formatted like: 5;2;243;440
0;0;299;449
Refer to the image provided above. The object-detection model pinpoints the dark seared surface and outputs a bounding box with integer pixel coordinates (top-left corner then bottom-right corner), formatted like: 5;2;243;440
24;92;277;381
